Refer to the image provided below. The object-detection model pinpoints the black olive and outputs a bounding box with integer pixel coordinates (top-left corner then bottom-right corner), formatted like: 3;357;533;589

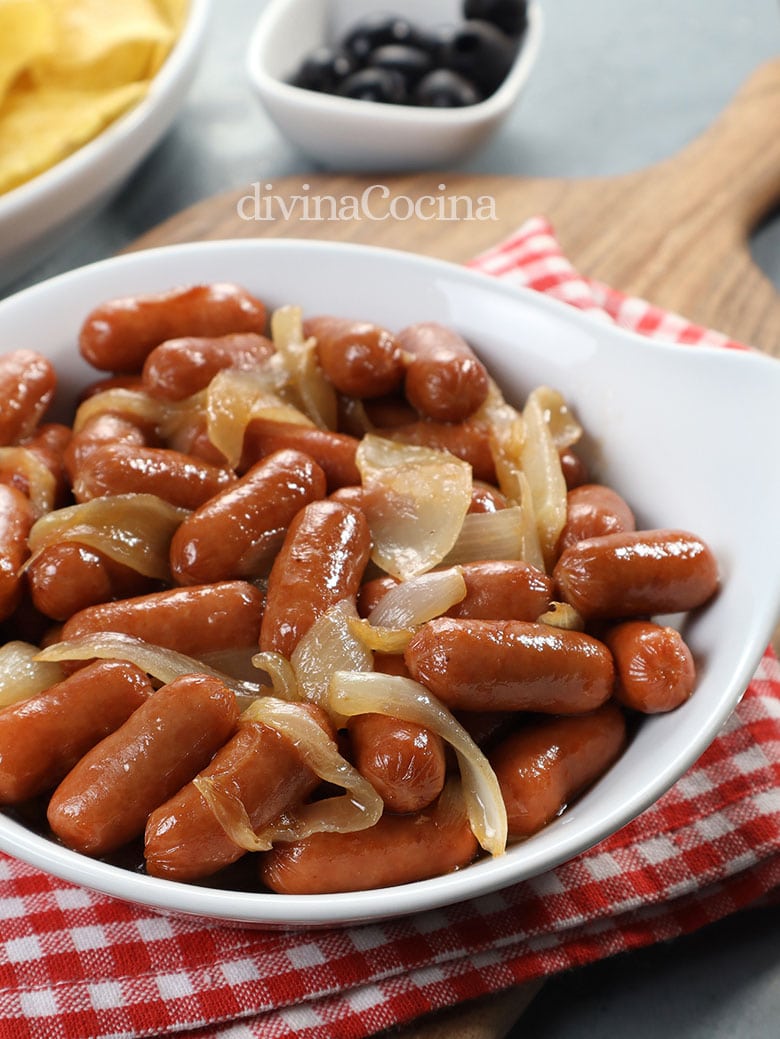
414;68;482;108
440;20;519;96
462;0;529;37
342;13;420;61
337;67;409;105
367;44;433;88
290;46;356;93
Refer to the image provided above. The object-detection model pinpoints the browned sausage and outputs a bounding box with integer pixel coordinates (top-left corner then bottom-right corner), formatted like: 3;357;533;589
241;419;361;490
142;332;275;401
170;449;327;585
604;620;696;713
72;443;236;509
374;419;497;484
259;500;371;657
304;316;405;399
357;561;552;623
18;423;72;509
162;414;229;468
78;283;268;373
0;484;35;622
557;484;636;554
404;618;615;714
490;702;627;838
399;322;489;423
362;394;418;429
347;711;447;815
77;375;146;402
259;787;479;893
553;529;719;619
0;660;152;804
27;542;161;621
47;673;239;856
61;581;264;658
0;350;56;446
559;449;589;490
144;703;333;881
63;413;151;484
468;481;509;514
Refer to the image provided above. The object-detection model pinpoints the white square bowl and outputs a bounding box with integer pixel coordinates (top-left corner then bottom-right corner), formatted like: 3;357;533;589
247;0;543;169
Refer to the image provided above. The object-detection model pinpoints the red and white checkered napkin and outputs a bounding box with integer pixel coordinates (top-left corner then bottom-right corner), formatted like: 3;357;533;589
1;219;778;1039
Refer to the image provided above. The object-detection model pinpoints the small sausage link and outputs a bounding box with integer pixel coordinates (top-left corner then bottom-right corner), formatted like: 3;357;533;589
559;448;589;490
0;350;57;445
404;618;614;714
0;484;35;622
259;500;371;657
27;542;161;621
77;375;146;403
63;413;151;484
241;419;360;490
304;316;406;399
468;481;509;514
18;423;72;509
144;703;334;881
553;529;719;620
170;449;327;586
557;483;636;554
348;712;447;815
78;283;268;373
490;701;627;838
362;394;418;429
47;673;239;856
163;414;229;467
604;620;696;713
142;332;275;401
374;419;497;483
72;442;236;509
0;660;152;804
399;322;490;423
61;581;264;658
259;786;478;893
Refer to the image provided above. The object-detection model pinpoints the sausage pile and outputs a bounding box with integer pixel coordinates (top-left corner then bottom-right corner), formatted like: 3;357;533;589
0;282;720;895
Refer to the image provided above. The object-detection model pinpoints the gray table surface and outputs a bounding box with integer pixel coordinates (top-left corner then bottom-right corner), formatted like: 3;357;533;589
3;0;779;1035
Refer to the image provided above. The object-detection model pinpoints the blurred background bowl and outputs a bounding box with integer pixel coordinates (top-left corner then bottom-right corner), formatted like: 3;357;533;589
247;0;542;170
0;0;211;290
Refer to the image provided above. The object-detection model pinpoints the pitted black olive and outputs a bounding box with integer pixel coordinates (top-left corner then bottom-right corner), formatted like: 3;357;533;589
463;0;529;38
367;45;433;88
343;14;419;60
337;67;409;105
291;46;356;93
441;20;519;96
414;68;482;108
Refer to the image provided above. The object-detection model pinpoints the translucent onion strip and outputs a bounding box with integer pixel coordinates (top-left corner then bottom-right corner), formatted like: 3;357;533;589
522;387;568;570
514;472;546;573
0;447;56;518
367;567;466;628
206;368;314;468
443;507;525;567
0;641;64;708
195;697;384;851
537;601;586;631
73;388;164;434
290;598;373;722
35;633;266;704
251;650;301;701
347;618;415;654
534;386;583;451
26;494;188;580
271;305;338;431
328;671;507;857
356;434;472;580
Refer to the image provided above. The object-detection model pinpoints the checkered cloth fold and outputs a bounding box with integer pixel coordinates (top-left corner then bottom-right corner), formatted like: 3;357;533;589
1;219;777;1039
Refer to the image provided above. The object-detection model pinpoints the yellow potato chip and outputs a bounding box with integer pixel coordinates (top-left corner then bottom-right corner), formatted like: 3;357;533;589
0;0;55;104
32;0;176;91
0;80;147;194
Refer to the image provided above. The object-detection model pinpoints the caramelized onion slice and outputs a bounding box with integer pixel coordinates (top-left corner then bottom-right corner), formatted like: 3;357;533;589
356;434;472;580
534;386;583;452
35;633;265;704
271;305;338;431
195;696;384;851
443;507;525;567
328;671;507;856
537;601;585;630
251;650;301;702
0;641;64;708
522;387;567;570
290;598;373;723
73;388;165;434
26;493;188;580
0;447;56;518
206;367;314;468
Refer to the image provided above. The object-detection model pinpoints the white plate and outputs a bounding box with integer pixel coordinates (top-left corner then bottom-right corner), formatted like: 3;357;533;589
0;0;211;289
0;239;778;928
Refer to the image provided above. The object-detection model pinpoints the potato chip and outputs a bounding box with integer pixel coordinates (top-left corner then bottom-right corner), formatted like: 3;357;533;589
0;0;55;104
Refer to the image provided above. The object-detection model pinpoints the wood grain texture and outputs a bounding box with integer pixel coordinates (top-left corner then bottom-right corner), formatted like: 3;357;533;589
129;59;780;355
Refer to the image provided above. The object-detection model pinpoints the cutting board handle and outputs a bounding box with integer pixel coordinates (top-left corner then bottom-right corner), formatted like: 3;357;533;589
662;56;780;229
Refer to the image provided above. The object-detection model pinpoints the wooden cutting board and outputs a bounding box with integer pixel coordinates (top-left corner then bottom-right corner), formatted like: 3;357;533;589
130;58;780;357
127;57;779;1039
